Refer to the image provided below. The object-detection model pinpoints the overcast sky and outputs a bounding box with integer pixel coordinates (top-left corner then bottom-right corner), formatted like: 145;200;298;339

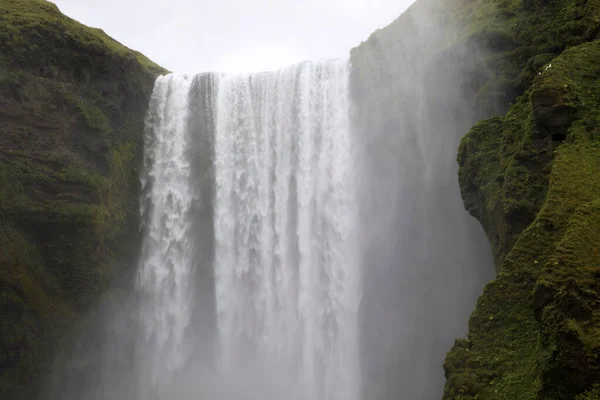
51;0;416;73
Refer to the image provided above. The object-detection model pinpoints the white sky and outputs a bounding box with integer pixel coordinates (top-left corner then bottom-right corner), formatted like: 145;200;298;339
51;0;416;73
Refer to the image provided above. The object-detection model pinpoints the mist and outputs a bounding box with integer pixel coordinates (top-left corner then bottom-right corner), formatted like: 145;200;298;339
45;1;496;399
352;1;495;398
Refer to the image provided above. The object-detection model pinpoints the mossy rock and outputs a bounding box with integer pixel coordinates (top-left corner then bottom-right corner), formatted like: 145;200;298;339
446;39;600;400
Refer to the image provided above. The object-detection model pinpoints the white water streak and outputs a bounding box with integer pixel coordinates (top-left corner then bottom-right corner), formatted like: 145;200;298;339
138;74;197;388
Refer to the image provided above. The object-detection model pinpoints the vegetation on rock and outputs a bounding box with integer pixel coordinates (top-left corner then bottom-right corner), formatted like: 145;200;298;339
446;24;600;400
0;0;165;398
446;0;600;116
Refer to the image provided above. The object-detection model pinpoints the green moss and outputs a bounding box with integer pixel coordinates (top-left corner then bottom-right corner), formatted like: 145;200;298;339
446;40;600;400
103;142;137;237
75;100;111;133
458;87;552;267
578;385;600;400
0;224;74;397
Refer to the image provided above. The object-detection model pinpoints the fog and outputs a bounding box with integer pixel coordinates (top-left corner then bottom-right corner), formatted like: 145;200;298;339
351;1;496;398
46;1;496;399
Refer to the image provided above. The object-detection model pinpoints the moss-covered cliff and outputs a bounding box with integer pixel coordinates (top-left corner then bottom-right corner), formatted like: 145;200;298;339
443;0;600;398
350;0;600;397
0;0;165;398
447;41;600;400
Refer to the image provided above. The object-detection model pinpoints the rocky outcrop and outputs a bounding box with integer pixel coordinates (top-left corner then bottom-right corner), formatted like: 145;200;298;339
448;37;600;400
0;1;165;398
444;0;600;398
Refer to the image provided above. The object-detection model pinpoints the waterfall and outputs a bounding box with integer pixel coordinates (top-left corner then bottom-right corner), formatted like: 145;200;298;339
137;60;360;400
138;74;197;390
45;48;495;400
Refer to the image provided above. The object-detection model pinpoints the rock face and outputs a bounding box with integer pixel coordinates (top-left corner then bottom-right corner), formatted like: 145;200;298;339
444;0;600;399
0;1;165;398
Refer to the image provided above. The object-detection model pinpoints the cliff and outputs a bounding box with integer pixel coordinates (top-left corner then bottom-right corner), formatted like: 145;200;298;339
0;0;165;398
350;0;600;397
448;40;600;400
446;2;600;400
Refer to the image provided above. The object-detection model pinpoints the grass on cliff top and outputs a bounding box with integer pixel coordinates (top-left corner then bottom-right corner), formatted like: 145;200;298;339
0;0;168;76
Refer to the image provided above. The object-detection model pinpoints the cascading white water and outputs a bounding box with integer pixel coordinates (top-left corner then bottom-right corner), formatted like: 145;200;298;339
137;74;198;394
138;60;360;400
214;60;359;400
